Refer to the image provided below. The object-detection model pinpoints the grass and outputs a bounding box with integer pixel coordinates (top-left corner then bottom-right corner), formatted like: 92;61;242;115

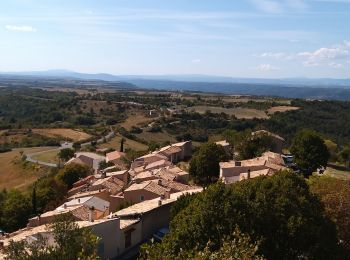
187;106;269;119
267;106;300;114
31;149;60;164
99;134;148;151
0;147;51;191
120;113;154;130
324;166;350;181
32;128;91;142
136;131;177;144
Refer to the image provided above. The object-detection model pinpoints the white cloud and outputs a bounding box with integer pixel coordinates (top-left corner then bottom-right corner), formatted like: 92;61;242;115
329;62;343;68
298;41;350;67
258;52;294;60
5;25;37;32
257;64;280;71
249;0;283;13
286;0;308;11
192;59;201;63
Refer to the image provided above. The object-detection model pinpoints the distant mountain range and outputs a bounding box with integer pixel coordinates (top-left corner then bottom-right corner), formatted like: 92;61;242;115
2;69;350;88
1;70;350;101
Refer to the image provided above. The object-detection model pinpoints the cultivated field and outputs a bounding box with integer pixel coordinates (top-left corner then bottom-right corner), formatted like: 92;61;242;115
187;106;269;119
32;128;91;142
0;147;51;191
267;106;300;114
99;134;148;151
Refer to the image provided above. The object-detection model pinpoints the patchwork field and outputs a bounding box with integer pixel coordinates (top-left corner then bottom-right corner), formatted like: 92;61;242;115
187;106;269;119
0;147;51;191
32;128;91;142
99;134;148;151
267;106;300;114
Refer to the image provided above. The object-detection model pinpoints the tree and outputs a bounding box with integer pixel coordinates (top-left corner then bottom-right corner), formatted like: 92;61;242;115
145;171;342;259
31;185;37;215
290;129;330;175
4;213;100;260
236;132;274;160
56;163;90;189
0;190;31;232
189;143;230;185
140;228;265;260
120;138;125;152
338;146;350;167
309;176;350;252
58;148;75;162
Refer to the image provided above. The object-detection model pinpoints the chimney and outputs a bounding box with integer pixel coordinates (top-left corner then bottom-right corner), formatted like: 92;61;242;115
165;191;171;199
63;204;67;209
78;198;80;203
247;169;251;179
158;199;162;206
88;206;95;222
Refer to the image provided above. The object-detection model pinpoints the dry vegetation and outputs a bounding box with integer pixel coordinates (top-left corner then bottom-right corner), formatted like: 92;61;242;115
267;106;300;114
32;128;91;142
324;166;350;181
187;106;269;119
0;147;51;191
120;113;154;130
136;131;177;144
99;134;148;151
30;149;60;164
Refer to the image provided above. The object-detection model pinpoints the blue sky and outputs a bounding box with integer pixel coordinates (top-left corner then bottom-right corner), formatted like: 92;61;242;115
0;0;349;78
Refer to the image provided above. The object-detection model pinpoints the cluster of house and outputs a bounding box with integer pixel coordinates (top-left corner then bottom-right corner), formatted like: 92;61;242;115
0;140;197;259
0;131;290;259
218;130;288;185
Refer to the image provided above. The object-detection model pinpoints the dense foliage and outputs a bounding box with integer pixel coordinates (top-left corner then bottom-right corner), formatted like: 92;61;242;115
144;171;343;259
309;176;350;252
290;129;330;174
189;143;230;185
56;163;91;189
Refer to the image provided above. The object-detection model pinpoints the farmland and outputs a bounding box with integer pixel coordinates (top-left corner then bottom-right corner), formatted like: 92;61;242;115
32;128;91;142
0;147;51;191
187;106;269;119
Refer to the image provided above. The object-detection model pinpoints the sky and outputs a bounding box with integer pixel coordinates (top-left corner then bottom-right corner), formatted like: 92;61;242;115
0;0;350;78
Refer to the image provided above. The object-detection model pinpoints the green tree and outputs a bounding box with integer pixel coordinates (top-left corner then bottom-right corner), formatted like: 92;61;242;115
290;129;330;175
309;176;350;252
56;163;90;189
140;228;265;260
236;132;273;160
4;213;100;260
189;143;230;185
0;190;31;232
146;171;341;260
58;148;75;162
338;146;350;167
120;138;125;152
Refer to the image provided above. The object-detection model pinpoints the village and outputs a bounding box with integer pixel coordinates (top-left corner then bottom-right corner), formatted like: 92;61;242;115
0;130;292;259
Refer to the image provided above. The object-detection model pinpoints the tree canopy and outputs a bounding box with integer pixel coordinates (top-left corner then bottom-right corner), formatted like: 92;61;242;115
309;176;350;253
56;163;91;189
143;171;343;259
189;143;230;185
290;129;330;174
58;148;75;162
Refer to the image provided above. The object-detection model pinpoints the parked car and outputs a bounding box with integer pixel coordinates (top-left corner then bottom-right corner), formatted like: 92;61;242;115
152;227;169;242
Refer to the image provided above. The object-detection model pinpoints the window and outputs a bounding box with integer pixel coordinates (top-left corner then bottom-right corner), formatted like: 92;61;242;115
140;195;144;201
125;231;132;248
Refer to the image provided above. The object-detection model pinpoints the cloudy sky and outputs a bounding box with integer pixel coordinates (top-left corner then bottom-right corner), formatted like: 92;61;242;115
0;0;349;78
